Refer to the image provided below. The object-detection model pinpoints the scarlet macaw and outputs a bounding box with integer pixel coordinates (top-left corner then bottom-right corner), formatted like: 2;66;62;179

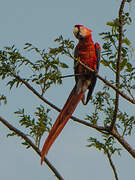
41;25;101;164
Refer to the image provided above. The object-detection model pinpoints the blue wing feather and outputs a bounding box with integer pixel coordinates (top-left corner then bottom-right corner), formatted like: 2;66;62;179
95;42;101;71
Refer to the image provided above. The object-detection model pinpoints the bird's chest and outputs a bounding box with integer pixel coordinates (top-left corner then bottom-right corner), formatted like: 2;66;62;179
76;44;97;72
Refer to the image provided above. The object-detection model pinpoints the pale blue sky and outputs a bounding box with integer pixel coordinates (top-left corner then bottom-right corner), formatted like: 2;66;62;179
0;0;135;180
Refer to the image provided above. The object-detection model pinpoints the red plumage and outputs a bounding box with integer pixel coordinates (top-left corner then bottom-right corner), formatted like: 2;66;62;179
40;25;101;165
75;37;98;71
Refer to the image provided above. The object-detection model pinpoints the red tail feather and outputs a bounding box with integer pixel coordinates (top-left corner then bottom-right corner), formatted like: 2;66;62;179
40;85;85;165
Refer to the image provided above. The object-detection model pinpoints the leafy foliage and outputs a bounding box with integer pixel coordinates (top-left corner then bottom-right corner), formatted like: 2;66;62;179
86;1;135;159
88;135;121;156
117;111;135;136
49;35;74;57
7;105;52;148
0;36;74;149
0;42;69;94
101;10;134;76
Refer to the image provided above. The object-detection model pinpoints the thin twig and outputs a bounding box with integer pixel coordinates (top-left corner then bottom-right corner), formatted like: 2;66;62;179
110;0;126;130
0;116;64;180
70;116;107;134
126;87;135;100
106;150;119;180
95;74;135;104
60;73;82;79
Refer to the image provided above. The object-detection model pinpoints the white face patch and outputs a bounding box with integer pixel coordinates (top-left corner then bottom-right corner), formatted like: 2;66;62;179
79;26;88;38
73;25;91;39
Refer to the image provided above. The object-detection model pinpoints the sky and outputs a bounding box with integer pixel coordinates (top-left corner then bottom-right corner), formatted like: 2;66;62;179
0;0;135;180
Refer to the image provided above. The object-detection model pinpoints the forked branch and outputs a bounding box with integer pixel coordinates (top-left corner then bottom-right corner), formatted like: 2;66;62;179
14;75;135;159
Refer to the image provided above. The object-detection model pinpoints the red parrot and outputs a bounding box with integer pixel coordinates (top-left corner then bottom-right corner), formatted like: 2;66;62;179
41;25;101;164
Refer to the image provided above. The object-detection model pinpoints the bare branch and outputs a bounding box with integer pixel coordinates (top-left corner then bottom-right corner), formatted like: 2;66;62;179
106;149;119;180
0;116;64;180
70;116;107;134
60;73;82;79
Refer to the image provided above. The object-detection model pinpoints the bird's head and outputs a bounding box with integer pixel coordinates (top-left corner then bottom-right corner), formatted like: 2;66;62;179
73;25;92;40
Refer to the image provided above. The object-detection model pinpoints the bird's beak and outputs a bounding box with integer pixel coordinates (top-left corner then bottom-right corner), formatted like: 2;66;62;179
73;27;79;38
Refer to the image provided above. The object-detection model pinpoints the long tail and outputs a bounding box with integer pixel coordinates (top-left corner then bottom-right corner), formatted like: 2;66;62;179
40;85;85;165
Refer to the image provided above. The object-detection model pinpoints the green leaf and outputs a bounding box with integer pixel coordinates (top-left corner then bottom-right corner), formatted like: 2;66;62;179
60;62;69;68
106;21;114;26
22;141;31;149
24;43;32;49
7;132;17;137
126;63;132;72
0;95;7;105
101;60;110;66
120;59;127;71
122;38;131;46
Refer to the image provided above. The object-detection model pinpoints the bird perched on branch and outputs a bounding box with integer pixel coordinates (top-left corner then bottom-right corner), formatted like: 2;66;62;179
41;25;101;164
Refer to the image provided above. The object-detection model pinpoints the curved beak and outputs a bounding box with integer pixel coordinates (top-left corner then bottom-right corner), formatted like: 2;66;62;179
73;26;79;39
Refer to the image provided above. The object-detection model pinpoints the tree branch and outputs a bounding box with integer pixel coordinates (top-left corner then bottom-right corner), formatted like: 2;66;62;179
70;116;107;134
110;0;126;130
67;55;135;104
74;117;135;159
111;128;135;159
14;75;135;159
60;73;82;79
0;116;64;180
96;73;135;104
106;149;119;180
14;75;108;134
60;71;135;104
